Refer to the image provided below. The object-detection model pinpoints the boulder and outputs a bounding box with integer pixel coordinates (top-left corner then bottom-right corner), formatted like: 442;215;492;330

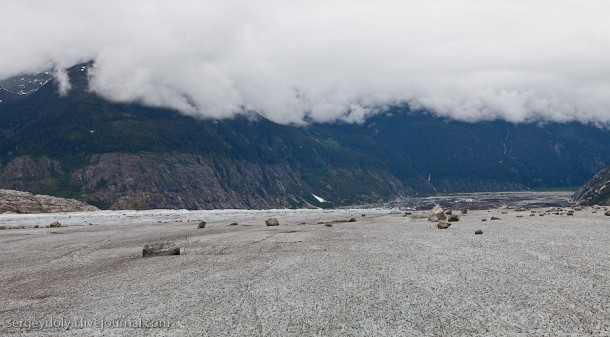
229;222;238;226
475;230;483;235
448;215;460;222
348;218;357;222
198;221;206;229
605;211;610;216
0;225;6;230
445;210;453;215
428;205;447;222
266;218;280;226
142;242;180;257
325;223;333;227
437;221;451;229
490;216;501;220
49;221;61;228
461;209;468;214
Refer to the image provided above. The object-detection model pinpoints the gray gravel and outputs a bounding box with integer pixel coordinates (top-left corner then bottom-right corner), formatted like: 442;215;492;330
0;207;608;336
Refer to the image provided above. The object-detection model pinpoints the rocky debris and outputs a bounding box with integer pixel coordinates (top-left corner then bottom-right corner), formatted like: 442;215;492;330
361;214;366;217
34;225;39;228
198;221;206;229
0;189;99;214
229;222;238;226
573;164;610;206
437;221;451;229
142;242;180;257
605;211;610;216
348;218;357;222
567;210;574;216
516;215;523;218
445;210;453;215
428;205;447;222
325;223;333;227
448;215;460;222
0;225;6;230
461;209;468;214
490;217;501;220
404;212;411;215
266;218;280;226
482;219;487;222
475;230;483;235
49;221;61;228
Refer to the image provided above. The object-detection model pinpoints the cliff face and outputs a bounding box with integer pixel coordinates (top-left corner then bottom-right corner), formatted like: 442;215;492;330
0;154;405;210
573;164;610;206
0;189;99;214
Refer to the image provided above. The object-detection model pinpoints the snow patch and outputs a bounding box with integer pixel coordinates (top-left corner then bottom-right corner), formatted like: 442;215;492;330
312;194;328;203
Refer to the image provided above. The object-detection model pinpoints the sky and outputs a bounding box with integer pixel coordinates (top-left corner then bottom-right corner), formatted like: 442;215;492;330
1;0;610;125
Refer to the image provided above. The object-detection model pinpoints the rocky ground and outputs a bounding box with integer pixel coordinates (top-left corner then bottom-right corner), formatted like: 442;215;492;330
0;189;99;214
0;206;608;336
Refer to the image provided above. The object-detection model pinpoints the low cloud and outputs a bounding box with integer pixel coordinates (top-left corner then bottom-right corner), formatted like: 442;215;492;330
1;0;609;125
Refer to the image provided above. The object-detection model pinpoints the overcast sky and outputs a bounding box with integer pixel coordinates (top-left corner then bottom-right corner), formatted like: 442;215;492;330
2;0;609;124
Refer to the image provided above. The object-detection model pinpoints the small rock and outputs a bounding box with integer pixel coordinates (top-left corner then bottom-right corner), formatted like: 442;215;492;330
530;214;535;217
404;212;412;215
482;219;487;222
539;213;545;216
348;218;357;222
448;215;460;222
49;221;61;228
475;230;483;235
461;209;468;214
428;205;447;222
567;211;574;216
605;211;610;216
0;225;6;230
361;214;366;217
325;223;333;227
34;225;39;228
516;215;523;218
501;211;508;214
445;210;453;215
198;221;206;229
229;222;238;226
437;221;451;229
142;242;180;257
490;217;501;220
266;218;280;226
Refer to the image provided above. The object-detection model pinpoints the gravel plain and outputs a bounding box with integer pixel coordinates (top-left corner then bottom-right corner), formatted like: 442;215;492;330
0;206;608;336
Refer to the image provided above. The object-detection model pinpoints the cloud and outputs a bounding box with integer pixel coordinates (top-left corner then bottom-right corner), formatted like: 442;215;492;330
1;0;609;125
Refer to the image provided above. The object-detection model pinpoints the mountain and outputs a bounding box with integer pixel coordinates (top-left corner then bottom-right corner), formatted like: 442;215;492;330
0;63;609;210
572;164;610;206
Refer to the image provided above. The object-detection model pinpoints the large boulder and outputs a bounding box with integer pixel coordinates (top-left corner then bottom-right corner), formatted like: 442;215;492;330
428;205;447;222
142;242;180;257
266;218;280;226
448;215;460;222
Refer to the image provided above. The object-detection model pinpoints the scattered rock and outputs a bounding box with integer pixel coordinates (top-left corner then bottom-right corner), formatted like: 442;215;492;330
49;221;61;228
574;207;582;211
490;217;501;220
325;223;333;227
266;218;280;226
516;215;523;218
539;213;545;216
605;211;610;216
437;221;451;229
142;242;180;257
475;230;483;235
229;222;238;226
198;221;206;229
567;210;574;216
348;218;357;222
404;212;412;215
428;205;447;222
448;215;460;222
34;225;39;228
461;209;468;214
530;214;535;217
501;211;508;214
482;219;487;222
445;210;453;215
361;214;366;217
0;225;6;230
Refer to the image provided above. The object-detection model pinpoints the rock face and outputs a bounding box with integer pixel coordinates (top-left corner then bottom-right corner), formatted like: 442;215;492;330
437;221;451;229
0;189;99;214
428;205;447;222
142;242;180;257
266;218;280;226
573;164;610;206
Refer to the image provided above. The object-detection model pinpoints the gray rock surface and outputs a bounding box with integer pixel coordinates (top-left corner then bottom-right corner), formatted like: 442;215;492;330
428;205;447;222
142;242;181;257
265;218;280;226
573;164;610;206
0;189;99;214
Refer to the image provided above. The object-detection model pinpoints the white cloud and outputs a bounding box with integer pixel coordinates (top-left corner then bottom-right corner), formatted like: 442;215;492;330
1;0;609;124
